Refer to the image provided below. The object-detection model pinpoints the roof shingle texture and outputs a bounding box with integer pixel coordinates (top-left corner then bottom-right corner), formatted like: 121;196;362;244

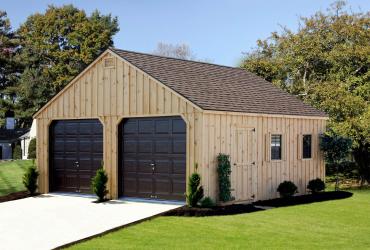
111;48;327;117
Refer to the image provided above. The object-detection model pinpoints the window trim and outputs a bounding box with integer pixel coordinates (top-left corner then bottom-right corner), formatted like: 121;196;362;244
271;134;282;161
302;134;312;159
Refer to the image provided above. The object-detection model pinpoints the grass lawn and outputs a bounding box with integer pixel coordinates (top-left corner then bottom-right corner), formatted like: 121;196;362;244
0;160;33;196
69;189;370;250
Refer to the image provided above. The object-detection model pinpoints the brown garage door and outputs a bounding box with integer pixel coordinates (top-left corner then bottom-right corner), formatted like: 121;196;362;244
50;119;103;193
120;116;186;201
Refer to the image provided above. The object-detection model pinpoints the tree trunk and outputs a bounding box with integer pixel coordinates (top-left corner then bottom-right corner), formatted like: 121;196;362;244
353;143;370;185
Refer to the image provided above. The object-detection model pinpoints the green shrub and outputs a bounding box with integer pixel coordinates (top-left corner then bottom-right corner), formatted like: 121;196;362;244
200;197;215;208
28;138;36;159
307;178;326;194
91;168;108;202
23;166;39;195
217;153;232;202
187;172;204;207
13;144;22;159
277;181;298;198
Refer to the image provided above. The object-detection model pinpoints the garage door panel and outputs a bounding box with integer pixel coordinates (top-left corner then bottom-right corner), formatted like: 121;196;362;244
50;119;103;193
78;140;93;152
155;178;171;196
155;159;171;173
123;140;137;153
172;119;186;134
154;140;170;153
64;140;78;152
173;160;186;174
173;139;186;153
155;120;170;134
137;177;153;194
120;116;186;201
138;120;154;134
138;140;152;153
138;160;153;173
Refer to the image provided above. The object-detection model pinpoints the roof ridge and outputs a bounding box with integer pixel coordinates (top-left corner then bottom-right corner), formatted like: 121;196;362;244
109;47;245;71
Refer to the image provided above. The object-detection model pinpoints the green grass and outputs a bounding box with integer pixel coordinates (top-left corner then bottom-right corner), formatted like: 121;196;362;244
69;189;370;250
0;160;33;196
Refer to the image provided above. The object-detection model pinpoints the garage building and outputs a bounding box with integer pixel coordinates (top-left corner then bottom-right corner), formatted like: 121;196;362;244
34;48;327;202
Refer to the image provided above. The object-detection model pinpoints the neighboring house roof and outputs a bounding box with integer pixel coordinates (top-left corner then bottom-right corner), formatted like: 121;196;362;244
111;48;327;117
0;128;30;142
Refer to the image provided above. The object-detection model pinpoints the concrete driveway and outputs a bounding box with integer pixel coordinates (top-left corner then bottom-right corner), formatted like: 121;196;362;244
0;194;182;250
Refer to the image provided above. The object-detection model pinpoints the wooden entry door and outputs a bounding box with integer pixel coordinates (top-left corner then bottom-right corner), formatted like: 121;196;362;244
230;127;257;201
120;116;187;201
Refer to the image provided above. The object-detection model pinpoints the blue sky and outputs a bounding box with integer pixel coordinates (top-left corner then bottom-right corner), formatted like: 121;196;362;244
2;0;369;66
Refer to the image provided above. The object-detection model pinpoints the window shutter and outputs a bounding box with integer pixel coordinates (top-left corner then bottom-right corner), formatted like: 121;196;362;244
265;132;271;162
297;134;302;160
282;133;287;161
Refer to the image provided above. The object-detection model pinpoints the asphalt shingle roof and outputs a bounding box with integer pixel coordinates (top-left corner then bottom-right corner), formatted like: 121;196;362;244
111;48;327;117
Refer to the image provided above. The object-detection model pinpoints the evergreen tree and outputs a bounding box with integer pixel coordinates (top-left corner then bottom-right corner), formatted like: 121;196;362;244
0;11;21;127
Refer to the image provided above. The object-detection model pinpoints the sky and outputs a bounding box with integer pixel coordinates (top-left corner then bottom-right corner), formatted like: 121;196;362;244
2;0;369;67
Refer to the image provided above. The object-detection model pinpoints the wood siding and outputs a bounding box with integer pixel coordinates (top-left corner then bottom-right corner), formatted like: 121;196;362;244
201;111;326;201
35;52;202;199
35;50;326;201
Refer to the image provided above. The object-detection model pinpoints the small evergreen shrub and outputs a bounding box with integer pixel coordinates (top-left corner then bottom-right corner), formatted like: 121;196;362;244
217;153;232;202
307;178;326;194
187;172;204;207
277;181;298;198
23;166;39;195
28;138;36;159
91;168;108;202
200;197;215;208
13;144;22;159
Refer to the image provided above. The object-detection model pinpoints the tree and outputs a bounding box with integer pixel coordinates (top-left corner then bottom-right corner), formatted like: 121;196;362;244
152;42;213;62
23;165;39;195
12;144;22;159
153;42;196;60
28;138;36;159
11;5;119;127
320;131;352;190
241;1;370;183
91;167;108;202
0;11;21;127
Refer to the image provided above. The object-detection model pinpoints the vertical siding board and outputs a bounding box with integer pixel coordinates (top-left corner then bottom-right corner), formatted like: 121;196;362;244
149;78;157;114
111;65;117;116
116;60;124;116
123;62;130;115
143;75;150;114
129;67;137;115
136;71;144;114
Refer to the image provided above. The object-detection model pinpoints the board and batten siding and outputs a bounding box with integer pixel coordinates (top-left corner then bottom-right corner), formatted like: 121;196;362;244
35;52;203;199
35;50;326;201
200;111;326;201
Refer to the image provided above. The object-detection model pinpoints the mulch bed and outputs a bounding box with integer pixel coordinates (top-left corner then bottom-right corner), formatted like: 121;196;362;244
164;191;353;217
253;191;353;208
0;191;31;203
163;204;264;217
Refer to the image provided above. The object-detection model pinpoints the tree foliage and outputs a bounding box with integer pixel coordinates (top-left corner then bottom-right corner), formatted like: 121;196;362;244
186;172;204;207
0;11;21;127
241;1;370;183
217;153;232;202
91;167;108;202
28;138;36;159
23;165;39;195
3;5;119;127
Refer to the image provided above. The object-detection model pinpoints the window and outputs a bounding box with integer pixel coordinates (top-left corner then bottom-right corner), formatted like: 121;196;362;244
271;134;282;160
303;135;312;159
